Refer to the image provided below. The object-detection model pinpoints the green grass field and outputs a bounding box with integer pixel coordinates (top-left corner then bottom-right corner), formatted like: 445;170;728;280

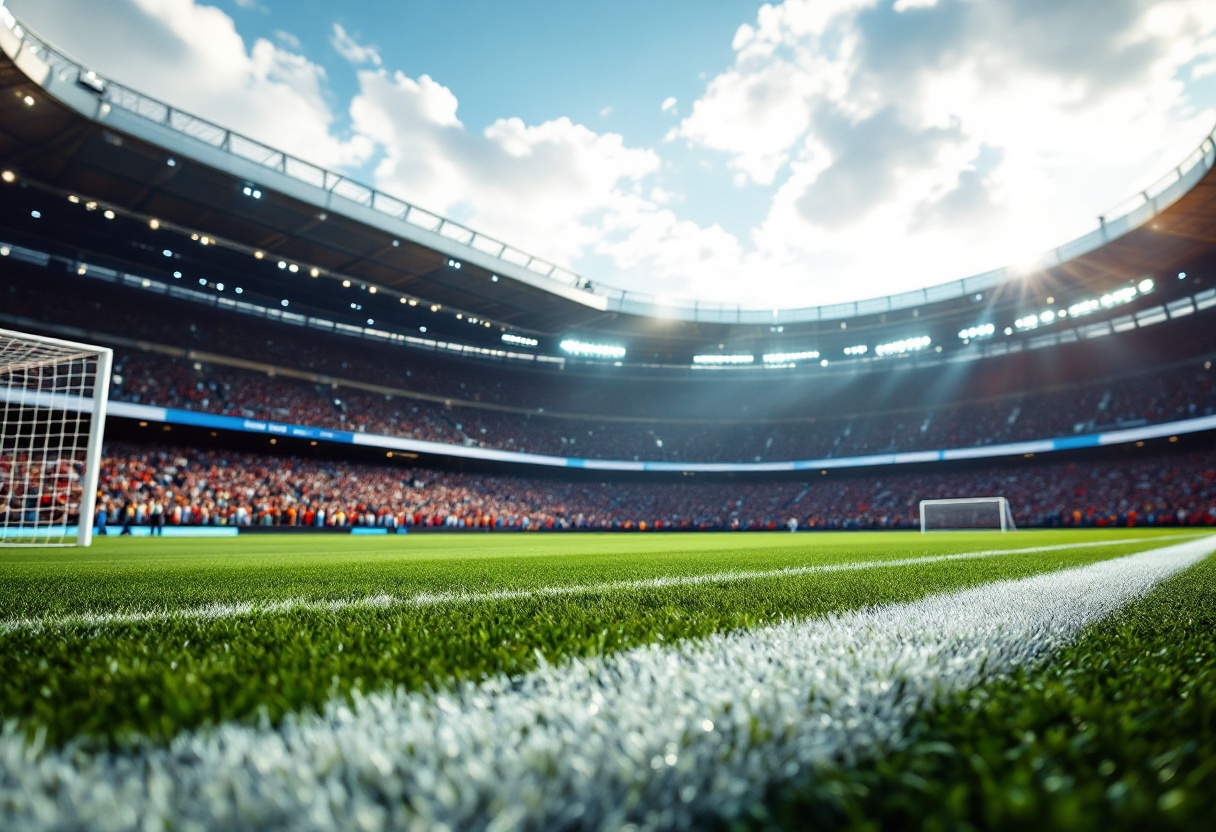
1;529;1213;830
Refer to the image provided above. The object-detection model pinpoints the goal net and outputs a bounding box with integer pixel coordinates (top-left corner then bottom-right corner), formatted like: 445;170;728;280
919;497;1016;533
0;328;112;546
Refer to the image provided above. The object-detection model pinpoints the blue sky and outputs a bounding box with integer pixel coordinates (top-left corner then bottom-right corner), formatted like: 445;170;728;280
8;0;1216;308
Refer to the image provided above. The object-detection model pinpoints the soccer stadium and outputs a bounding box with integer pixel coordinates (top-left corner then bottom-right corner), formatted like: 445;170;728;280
2;0;1215;829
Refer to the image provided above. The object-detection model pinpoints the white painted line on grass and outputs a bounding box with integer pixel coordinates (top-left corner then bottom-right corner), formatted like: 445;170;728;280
0;535;1195;635
2;535;1212;831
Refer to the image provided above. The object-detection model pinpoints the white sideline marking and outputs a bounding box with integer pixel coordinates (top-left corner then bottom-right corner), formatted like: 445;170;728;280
1;535;1212;831
0;536;1190;635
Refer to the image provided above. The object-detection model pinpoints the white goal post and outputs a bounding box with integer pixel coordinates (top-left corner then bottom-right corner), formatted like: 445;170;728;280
919;497;1016;533
0;328;112;547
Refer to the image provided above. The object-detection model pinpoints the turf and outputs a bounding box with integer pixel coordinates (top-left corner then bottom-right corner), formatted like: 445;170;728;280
769;538;1216;831
0;529;1196;618
0;529;1198;746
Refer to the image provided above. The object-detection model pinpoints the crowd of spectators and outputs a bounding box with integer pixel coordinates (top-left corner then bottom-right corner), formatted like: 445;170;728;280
89;443;1216;532
109;350;1216;463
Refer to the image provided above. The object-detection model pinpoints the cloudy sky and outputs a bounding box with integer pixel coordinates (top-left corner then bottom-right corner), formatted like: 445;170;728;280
9;0;1216;308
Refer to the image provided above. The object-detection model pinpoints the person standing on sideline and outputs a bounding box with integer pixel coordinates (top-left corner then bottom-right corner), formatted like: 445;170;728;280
94;498;107;536
120;498;135;535
150;498;165;536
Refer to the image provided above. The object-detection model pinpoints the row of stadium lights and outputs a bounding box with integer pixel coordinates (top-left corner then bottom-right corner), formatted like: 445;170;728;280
685;338;934;366
1008;279;1155;335
13;171;506;333
958;279;1158;343
594;279;1165;364
10;171;513;332
3;170;623;365
561;337;936;366
2;167;571;352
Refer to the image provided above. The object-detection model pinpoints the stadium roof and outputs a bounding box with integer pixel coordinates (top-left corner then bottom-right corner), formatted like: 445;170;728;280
2;5;1216;361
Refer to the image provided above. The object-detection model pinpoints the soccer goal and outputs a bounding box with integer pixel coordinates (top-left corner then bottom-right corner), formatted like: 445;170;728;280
0;328;112;546
919;497;1016;533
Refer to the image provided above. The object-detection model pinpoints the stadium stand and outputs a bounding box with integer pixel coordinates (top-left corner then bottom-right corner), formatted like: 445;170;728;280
4;264;1215;464
103;350;1216;462
94;443;1216;531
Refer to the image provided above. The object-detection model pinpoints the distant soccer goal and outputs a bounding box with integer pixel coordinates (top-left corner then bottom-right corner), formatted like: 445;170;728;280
0;328;112;546
919;497;1016;533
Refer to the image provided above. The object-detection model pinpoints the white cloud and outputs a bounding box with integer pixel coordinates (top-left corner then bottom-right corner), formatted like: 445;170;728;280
330;22;381;67
273;30;301;51
349;69;662;266
666;0;1216;305
661;96;677;112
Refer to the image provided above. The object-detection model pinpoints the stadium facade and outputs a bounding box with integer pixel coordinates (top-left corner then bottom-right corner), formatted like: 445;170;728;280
1;2;1215;531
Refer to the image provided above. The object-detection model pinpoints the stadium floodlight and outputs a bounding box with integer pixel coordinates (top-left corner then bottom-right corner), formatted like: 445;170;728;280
762;350;819;364
875;335;930;357
560;339;626;359
958;323;995;341
693;354;754;365
843;345;868;356
501;333;538;347
919;497;1016;533
0;328;112;547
